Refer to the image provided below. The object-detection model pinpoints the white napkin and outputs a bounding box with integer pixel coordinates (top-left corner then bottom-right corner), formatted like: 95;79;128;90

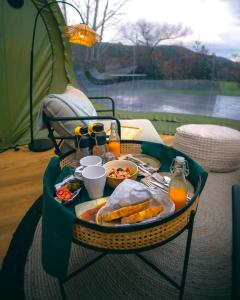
101;179;175;223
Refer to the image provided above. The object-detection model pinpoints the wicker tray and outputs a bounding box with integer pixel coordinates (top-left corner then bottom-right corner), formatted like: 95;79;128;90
60;141;200;253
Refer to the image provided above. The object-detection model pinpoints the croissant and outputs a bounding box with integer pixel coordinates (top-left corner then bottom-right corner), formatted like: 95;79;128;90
103;199;152;222
121;204;163;224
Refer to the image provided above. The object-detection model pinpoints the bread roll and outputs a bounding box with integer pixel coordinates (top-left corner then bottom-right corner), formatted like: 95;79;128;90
103;199;152;222
121;204;163;224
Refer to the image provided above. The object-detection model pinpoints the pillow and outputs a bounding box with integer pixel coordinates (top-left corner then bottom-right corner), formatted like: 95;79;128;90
42;85;97;137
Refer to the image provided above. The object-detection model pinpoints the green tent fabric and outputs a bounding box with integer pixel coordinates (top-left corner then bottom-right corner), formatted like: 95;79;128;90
0;0;77;151
42;142;208;279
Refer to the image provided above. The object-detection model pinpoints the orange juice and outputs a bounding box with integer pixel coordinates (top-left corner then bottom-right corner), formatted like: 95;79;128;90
108;141;120;158
169;187;187;211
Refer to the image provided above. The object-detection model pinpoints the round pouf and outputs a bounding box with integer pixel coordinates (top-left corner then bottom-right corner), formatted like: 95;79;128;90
173;124;240;172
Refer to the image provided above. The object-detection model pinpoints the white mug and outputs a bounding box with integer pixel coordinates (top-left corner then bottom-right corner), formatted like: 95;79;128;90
82;166;106;199
75;156;102;179
80;155;102;167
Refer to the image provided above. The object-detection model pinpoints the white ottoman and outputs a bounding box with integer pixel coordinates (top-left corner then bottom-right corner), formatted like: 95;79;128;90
173;124;240;172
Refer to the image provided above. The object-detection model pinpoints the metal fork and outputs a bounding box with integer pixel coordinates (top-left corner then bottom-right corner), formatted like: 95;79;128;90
151;173;170;187
138;165;155;175
125;156;149;168
125;157;156;175
142;178;168;194
143;180;160;190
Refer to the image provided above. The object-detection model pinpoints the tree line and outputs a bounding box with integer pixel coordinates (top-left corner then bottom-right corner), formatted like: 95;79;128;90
63;1;240;82
73;41;240;82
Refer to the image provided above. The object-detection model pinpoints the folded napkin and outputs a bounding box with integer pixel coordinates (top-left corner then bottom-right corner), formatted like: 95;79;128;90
100;179;175;223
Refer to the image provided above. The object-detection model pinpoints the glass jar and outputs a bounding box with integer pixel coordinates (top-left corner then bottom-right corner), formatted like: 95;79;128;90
108;121;120;158
92;133;107;159
168;156;189;211
74;125;90;161
89;123;105;152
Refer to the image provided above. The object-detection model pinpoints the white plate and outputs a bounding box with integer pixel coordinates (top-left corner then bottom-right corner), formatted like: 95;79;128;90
75;197;107;222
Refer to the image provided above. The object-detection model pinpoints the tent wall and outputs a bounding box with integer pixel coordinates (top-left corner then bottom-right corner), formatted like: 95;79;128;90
0;0;77;151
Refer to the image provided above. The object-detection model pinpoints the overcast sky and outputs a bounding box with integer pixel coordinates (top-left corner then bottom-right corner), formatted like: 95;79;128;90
103;0;240;59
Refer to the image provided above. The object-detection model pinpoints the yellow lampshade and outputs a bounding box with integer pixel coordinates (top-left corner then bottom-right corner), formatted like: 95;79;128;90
63;24;101;47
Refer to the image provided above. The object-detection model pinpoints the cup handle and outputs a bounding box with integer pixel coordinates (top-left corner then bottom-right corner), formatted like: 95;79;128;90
74;166;85;180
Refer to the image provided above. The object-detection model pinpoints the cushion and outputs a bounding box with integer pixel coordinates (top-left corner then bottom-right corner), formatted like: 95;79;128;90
102;119;163;143
42;85;97;136
173;124;240;172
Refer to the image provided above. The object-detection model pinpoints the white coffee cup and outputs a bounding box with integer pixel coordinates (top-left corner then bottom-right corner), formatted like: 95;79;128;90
80;155;102;167
75;156;103;180
82;166;106;199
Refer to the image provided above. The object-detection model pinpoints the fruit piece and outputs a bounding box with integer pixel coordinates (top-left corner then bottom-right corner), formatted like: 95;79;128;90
56;188;73;201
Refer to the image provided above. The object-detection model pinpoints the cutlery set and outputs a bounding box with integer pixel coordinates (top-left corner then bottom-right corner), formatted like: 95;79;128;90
125;156;191;201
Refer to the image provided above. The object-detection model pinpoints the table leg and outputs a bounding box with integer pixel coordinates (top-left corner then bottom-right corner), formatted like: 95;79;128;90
179;210;195;300
59;253;107;299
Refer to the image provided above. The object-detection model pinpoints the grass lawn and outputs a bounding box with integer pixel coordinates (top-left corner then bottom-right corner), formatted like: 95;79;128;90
219;81;240;96
119;111;240;134
94;103;240;135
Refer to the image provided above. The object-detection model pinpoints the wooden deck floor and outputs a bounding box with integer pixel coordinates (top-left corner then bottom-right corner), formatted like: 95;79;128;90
0;135;174;267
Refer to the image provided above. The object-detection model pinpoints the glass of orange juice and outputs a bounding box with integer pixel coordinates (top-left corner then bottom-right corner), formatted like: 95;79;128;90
108;121;120;158
168;156;189;211
168;187;187;211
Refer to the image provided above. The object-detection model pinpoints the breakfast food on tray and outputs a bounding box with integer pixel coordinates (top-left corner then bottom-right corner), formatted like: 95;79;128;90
78;179;173;226
55;176;82;204
104;161;138;188
103;199;152;222
108;167;131;179
56;188;73;201
121;204;163;224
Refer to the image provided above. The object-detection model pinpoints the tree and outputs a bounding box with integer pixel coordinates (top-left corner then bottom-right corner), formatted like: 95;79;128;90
121;19;191;48
232;53;240;84
121;19;191;78
192;40;209;55
68;0;130;40
190;41;212;80
67;0;130;62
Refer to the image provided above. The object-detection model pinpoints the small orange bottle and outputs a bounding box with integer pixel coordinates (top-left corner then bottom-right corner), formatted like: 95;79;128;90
168;156;189;211
108;121;120;158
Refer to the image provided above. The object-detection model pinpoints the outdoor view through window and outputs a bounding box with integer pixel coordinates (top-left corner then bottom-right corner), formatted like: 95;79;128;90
61;0;240;127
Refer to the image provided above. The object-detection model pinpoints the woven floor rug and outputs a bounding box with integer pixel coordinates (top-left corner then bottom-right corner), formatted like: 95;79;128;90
22;170;240;300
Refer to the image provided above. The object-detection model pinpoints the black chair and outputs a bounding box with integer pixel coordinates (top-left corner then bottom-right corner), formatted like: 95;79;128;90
43;96;121;156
